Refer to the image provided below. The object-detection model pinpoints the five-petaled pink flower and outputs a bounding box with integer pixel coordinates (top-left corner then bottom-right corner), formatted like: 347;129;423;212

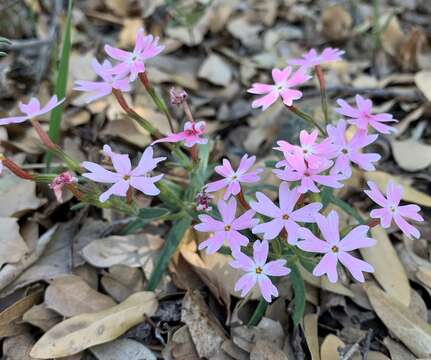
152;121;207;148
288;47;345;68
82;145;166;202
0;96;64;125
274;151;343;193
274;129;335;169
205;154;263;200
230;240;290;302
336;95;397;134
250;182;322;244
105;29;164;82
327;119;381;178
365;180;424;239
74;59;131;103
298;210;376;283
49;171;77;203
247;67;311;111
194;197;258;253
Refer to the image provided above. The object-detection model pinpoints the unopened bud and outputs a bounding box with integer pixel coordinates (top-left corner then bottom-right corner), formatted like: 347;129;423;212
169;87;188;106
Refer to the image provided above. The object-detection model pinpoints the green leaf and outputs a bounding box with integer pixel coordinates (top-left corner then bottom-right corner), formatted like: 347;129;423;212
121;207;171;235
290;264;306;326
146;214;192;291
184;142;213;201
45;0;73;168
157;179;184;210
327;191;366;224
248;298;268;326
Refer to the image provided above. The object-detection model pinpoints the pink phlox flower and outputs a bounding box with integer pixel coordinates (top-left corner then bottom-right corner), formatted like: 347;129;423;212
297;210;376;283
288;47;345;68
274;129;335;169
327;119;381;178
152;121;207;148
74;59;131;103
82;145;166;202
336;95;397;134
247;66;311;111
364;180;424;239
205;154;263;200
194;197;258;253
195;188;214;212
273;150;343;193
250;182;322;244
49;171;78;203
0;95;64;126
104;29;164;82
230;240;290;302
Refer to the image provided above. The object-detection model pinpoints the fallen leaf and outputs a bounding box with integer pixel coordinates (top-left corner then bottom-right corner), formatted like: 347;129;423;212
0;172;45;217
383;337;416;360
165;325;199;360
227;16;263;49
2;333;35;360
321;4;352;41
101;118;151;148
250;339;288;360
198;54;232;86
381;15;405;57
352;351;390;360
23;303;62;331
365;171;431;207
82;233;163;274
90;338;157;360
0;217;28;267
45;274;116;317
181;290;227;359
30;291;158;359
391;138;431;171
360;226;411;306
320;334;345;360
414;70;431;101
118;18;142;48
303;313;320;360
101;266;145;302
364;283;431;358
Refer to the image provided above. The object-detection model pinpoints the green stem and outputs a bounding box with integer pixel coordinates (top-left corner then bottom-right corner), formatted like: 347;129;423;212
286;105;326;136
248;298;268;326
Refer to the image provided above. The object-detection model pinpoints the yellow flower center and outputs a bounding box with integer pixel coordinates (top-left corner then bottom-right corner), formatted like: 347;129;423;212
282;214;289;220
255;267;263;274
331;245;339;253
123;175;130;181
224;225;231;231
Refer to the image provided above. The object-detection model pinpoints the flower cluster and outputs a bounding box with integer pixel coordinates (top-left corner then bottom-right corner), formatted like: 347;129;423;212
0;28;425;309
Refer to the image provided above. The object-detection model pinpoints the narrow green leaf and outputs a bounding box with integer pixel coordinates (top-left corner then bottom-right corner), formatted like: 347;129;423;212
45;0;73;168
248;298;268;326
138;206;170;219
146;214;192;291
290;264;306;326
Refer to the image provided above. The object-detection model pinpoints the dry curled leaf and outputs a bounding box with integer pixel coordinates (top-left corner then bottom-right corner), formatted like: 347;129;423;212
320;334;345;360
90;338;157;360
0;217;28;268
360;226;411;306
198;54;232;86
364;283;431;358
30;291;158;359
303;313;320;360
321;5;352;41
391;138;431;172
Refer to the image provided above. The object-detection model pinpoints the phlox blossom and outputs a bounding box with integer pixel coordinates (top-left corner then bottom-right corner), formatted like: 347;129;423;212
205;154;263;200
274;129;335;169
273;151;343;193
105;29;164;82
336;95;397;134
0;96;64;125
288;47;345;68
194;197;258;253
74;59;131;103
365;180;424;239
49;171;77;203
247;67;311;111
82;145;166;202
327;119;381;178
152;121;207;148
250;182;322;244
230;240;290;302
298;210;376;282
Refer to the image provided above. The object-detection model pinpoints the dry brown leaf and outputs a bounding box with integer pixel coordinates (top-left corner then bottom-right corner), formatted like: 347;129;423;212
101;266;145;302
321;5;352;41
2;333;35;360
45;274;116;317
198;54;232;86
416;266;431;289
101;118;151;147
227;16;263;49
82;233;163;274
23;303;61;331
381;15;405;57
360;226;411;306
0;172;45;217
383;337;416;360
320;334;345;360
352;351;390;360
0;289;43;337
90;338;157;360
303;313;320;360
364;171;431;207
181;290;227;359
414;70;431;101
250;339;288;360
30;291;158;359
165;325;199;360
364;283;431;358
391;138;431;172
0;217;28;267
118;18;142;48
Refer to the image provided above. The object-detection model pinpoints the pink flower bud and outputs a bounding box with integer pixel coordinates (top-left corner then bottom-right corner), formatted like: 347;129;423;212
169;87;188;105
49;171;77;203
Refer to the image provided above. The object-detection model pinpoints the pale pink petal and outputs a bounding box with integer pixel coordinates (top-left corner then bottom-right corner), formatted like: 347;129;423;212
0;116;29;125
99;179;129;202
104;44;130;61
199;232;226;254
272;67;292;83
252;218;285;240
19;98;40;115
258;275;278;302
218;197;237;224
235;273;257;297
369;121;397;134
386;180;403;206
231;209;257;230
230;252;255;271
316;211;340;244
194;215;225;232
393;214;420;239
129;175;163;196
250;192;282;218
297;229;331;253
225;181;241;199
370;208;393;228
335;98;361;118
251;90;279;111
131;146;166;176
237;154;256;174
290;202;322;222
279;182;300;214
280;88;303;106
82;161;122;183
215;159;234;177
263;260;290;276
253;240;269;267
338;252;374;282
398;204;424;222
205;178;229;193
364;181;388;207
355;94;372;114
226;230;249;251
247;83;274;95
339;225;376;251
313;253;338;283
285;67;310;87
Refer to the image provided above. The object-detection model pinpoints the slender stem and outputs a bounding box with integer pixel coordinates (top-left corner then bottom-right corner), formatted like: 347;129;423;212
138;72;175;133
315;65;329;125
183;100;195;123
190;144;198;163
285;105;326;136
248;298;268;326
236;189;250;210
126;187;133;204
2;157;34;180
